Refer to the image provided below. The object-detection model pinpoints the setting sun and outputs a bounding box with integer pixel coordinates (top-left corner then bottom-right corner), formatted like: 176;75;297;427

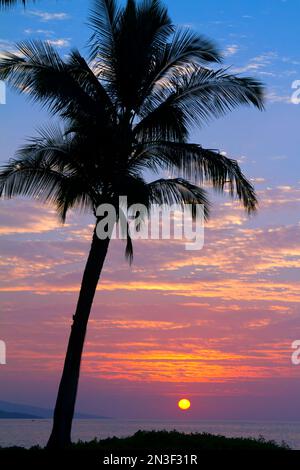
178;399;191;411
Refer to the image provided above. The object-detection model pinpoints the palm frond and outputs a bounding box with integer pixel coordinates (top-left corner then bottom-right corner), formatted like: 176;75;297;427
67;50;114;112
125;221;134;264
15;124;71;168
115;0;173;110
55;175;95;223
138;28;220;109
149;177;210;219
0;125;97;222
139;67;264;130
137;0;173;51
0;157;65;202
0;41;112;122
0;0;26;7
92;0;174;109
132;141;258;213
89;0;121;72
134;102;188;142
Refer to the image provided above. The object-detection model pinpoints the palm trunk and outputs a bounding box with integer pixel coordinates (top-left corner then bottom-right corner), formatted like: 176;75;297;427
47;224;110;448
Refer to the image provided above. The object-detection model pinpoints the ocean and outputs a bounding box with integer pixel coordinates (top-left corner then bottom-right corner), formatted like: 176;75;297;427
1;419;300;449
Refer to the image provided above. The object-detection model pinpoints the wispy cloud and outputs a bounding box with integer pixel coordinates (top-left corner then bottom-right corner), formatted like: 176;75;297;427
267;90;292;104
47;38;70;48
0;39;15;51
24;28;54;36
232;51;278;74
23;28;71;48
224;44;239;57
28;10;69;22
0;39;17;59
269;155;288;161
250;177;266;184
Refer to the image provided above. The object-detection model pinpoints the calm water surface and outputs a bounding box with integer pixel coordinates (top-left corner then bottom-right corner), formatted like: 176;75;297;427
0;419;299;449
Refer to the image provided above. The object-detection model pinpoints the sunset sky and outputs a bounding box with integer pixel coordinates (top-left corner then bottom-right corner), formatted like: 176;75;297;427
0;0;300;420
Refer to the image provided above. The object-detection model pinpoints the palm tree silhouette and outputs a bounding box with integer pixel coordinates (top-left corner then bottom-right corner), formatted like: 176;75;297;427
0;0;264;448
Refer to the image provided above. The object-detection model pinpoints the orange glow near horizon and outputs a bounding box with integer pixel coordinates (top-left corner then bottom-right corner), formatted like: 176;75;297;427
1;185;300;418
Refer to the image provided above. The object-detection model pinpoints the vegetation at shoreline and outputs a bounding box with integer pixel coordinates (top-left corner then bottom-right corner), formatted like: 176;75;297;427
0;430;291;466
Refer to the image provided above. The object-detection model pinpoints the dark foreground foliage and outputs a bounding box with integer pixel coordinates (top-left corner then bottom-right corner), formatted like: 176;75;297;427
0;430;293;468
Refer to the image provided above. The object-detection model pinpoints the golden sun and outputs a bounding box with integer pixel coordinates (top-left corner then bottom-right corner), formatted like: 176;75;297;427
178;398;191;410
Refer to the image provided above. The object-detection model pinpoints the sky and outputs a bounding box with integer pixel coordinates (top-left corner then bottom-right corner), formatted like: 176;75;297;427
0;0;300;421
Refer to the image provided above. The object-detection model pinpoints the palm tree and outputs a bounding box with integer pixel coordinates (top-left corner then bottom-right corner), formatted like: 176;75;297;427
0;0;264;448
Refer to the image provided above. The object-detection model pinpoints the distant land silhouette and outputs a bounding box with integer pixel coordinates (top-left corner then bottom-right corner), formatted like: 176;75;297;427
0;410;43;419
0;401;110;419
